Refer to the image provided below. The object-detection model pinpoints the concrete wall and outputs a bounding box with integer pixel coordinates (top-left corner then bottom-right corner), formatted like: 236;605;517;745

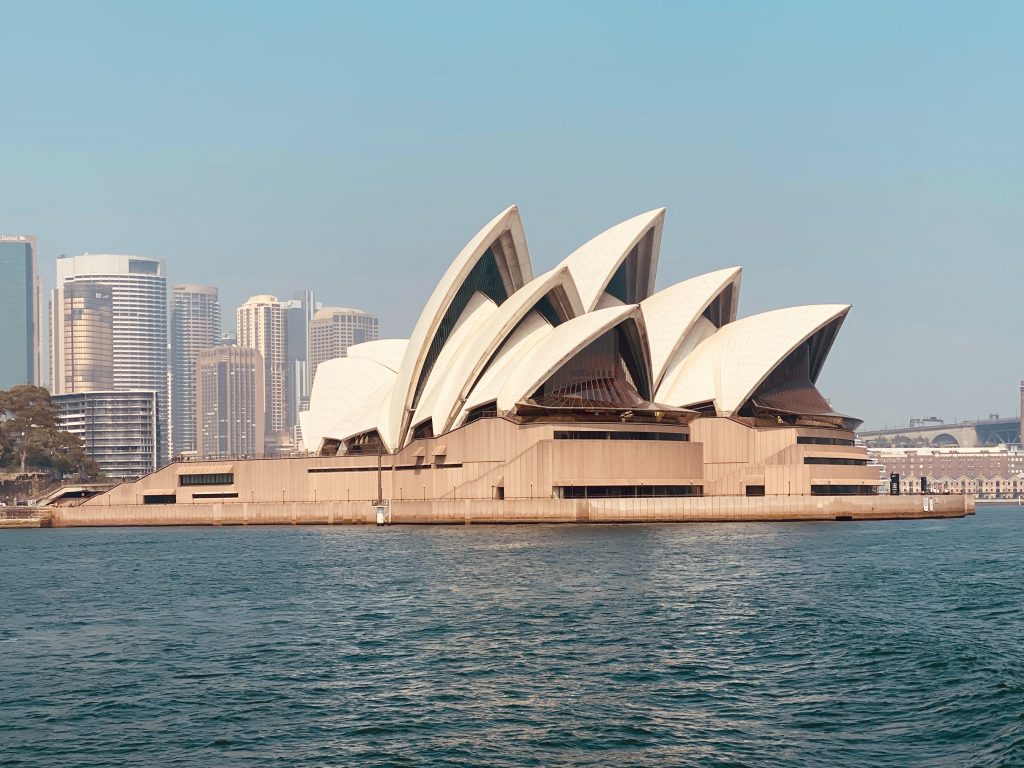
60;415;927;528
691;418;878;495
83;418;705;506
54;494;971;527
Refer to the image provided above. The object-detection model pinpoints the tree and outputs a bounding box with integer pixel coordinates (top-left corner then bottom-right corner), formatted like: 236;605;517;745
0;385;101;479
0;385;59;473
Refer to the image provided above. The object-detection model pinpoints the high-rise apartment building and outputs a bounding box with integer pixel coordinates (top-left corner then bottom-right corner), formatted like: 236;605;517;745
196;345;265;459
236;295;287;452
171;285;221;456
0;235;40;389
54;390;158;479
309;307;379;384
61;282;114;392
51;254;169;464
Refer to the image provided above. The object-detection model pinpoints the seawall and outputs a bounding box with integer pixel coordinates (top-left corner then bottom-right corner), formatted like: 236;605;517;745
52;494;972;527
0;508;50;528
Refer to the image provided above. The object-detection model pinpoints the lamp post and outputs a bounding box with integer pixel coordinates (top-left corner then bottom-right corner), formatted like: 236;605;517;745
376;441;383;506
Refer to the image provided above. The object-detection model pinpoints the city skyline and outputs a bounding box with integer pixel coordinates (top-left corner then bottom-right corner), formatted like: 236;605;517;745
28;252;377;471
10;230;1024;434
12;218;1019;434
14;244;383;402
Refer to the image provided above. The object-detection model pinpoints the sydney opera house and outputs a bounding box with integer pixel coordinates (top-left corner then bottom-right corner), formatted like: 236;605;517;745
64;206;970;524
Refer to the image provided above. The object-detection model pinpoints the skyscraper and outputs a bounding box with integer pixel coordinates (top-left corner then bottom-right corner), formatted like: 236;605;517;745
196;345;265;459
51;254;169;463
284;289;316;434
236;295;287;452
0;235;40;389
171;285;221;456
309;307;379;383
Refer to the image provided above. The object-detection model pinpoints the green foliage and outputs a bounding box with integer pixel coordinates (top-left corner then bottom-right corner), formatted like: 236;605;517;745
0;385;102;479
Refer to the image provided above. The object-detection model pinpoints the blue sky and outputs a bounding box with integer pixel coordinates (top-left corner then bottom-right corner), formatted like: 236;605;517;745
3;1;1021;428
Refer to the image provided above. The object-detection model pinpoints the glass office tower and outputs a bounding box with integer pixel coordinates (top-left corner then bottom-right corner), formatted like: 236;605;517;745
0;235;40;389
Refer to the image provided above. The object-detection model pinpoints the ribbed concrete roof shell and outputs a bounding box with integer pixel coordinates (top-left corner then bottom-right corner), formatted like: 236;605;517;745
640;267;742;390
386;205;533;449
557;209;665;312
457;311;555;426
495;304;643;412
413;292;499;435
346;339;408;373
301;356;397;453
414;266;585;436
655;304;851;415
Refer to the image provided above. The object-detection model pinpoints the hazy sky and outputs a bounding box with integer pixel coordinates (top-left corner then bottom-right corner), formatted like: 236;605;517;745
3;1;1021;429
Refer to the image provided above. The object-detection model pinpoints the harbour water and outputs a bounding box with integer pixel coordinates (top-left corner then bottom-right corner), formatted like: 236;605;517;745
2;509;1022;767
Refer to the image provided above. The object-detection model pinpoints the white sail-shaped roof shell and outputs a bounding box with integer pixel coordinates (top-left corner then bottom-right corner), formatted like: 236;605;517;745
412;292;499;435
413;267;585;436
655;304;851;415
301;357;397;454
557;209;665;312
657;316;718;396
386;205;533;449
495;304;643;412
640;267;742;390
456;311;556;426
346;339;408;373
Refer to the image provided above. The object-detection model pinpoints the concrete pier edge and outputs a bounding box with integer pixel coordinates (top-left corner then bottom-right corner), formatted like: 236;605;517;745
47;494;973;528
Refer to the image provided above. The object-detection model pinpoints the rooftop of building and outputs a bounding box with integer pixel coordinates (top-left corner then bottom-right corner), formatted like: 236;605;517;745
312;307;373;321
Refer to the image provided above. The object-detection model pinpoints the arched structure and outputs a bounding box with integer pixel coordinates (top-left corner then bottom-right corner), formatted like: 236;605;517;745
300;356;396;454
456;311;557;427
640;267;741;390
656;304;852;420
413;266;584;436
557;209;665;312
347;339;408;372
411;292;500;438
493;305;651;412
386;205;533;449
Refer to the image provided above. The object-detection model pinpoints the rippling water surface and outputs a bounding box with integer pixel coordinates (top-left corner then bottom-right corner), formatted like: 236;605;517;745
2;509;1022;767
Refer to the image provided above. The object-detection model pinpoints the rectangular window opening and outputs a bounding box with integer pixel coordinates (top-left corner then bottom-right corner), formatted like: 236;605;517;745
557;485;702;499
804;457;868;466
797;436;856;447
143;494;176;505
179;473;235;486
553;431;688;442
811;485;878;496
